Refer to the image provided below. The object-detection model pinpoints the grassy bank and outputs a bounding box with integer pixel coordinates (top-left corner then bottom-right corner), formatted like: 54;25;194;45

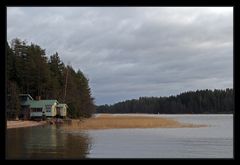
63;114;207;131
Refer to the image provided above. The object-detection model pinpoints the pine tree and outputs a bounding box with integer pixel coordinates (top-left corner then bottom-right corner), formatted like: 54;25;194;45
7;81;20;120
7;38;96;119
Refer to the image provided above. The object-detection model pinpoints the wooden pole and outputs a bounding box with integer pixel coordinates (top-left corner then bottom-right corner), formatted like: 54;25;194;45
63;64;69;102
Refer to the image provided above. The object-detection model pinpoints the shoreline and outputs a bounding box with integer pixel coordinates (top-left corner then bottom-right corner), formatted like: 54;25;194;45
7;120;47;129
6;114;214;130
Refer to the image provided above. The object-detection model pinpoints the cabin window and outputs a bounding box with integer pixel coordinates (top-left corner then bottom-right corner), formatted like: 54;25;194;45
46;105;52;112
46;109;51;112
31;108;42;112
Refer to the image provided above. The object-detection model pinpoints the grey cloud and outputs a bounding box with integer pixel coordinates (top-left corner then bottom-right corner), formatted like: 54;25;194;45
7;7;233;105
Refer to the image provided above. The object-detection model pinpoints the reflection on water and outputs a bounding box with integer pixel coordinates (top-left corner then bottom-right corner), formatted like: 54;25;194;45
87;114;233;158
6;125;92;159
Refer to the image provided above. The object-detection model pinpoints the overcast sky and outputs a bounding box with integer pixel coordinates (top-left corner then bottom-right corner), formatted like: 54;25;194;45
7;7;233;105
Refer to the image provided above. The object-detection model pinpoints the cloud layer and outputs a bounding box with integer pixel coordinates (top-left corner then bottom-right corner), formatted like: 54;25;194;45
7;7;233;105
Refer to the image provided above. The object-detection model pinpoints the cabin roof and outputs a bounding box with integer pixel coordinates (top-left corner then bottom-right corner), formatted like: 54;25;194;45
30;100;58;108
21;100;33;106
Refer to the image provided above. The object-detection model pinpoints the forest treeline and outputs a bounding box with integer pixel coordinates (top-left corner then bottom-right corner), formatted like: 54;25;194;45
6;38;95;119
97;89;234;114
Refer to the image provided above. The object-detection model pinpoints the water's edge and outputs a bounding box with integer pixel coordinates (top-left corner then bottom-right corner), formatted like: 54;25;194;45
6;114;233;159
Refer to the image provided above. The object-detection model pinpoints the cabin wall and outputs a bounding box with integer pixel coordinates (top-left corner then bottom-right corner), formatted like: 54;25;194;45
45;103;57;117
45;105;52;117
52;105;57;116
60;106;67;117
30;109;43;117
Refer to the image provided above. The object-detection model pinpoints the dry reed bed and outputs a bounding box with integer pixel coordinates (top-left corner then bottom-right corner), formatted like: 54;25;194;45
63;114;207;131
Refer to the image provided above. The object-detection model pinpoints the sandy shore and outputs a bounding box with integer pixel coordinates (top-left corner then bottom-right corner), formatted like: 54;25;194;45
63;114;207;131
7;120;47;129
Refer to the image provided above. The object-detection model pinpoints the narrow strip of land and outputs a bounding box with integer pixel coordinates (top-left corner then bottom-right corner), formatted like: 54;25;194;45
63;114;207;131
7;120;47;129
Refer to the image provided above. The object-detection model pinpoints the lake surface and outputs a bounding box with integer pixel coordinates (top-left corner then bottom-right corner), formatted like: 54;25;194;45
6;114;233;159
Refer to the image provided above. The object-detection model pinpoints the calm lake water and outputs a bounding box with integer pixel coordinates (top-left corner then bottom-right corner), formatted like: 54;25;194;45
6;114;233;159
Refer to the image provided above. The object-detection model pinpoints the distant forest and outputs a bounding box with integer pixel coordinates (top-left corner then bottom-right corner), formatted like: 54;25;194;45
6;38;95;119
97;89;234;114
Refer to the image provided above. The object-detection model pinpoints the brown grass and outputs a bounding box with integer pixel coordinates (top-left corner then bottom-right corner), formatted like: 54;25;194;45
63;114;207;131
